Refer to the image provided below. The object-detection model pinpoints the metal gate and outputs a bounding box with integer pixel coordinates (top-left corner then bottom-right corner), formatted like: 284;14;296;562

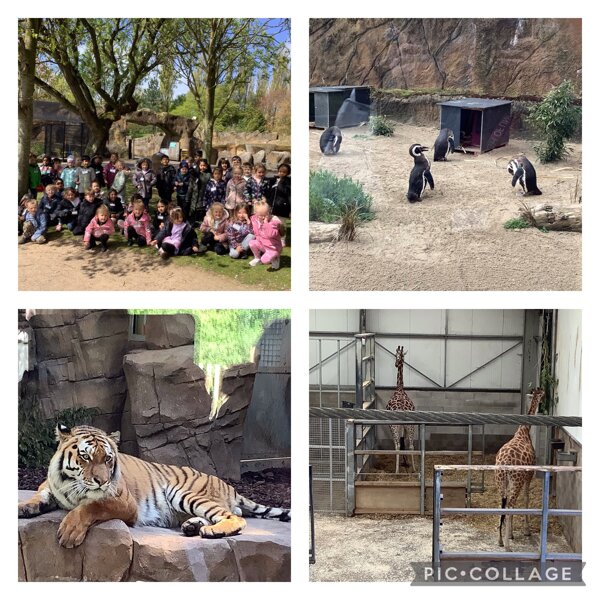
309;333;376;512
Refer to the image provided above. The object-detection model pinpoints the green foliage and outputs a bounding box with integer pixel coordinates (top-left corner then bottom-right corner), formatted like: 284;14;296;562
503;217;531;230
18;403;101;468
309;170;374;224
528;80;581;163
128;309;291;367
539;330;558;415
369;115;395;137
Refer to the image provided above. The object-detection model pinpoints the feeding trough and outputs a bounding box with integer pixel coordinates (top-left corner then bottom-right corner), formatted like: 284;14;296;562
438;98;512;154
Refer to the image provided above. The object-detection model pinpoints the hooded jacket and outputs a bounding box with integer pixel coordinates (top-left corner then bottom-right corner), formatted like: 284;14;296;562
132;159;157;199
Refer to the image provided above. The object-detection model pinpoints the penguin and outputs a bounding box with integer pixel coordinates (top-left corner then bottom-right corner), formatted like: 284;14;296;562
319;126;342;155
507;155;542;196
407;144;434;203
433;128;455;161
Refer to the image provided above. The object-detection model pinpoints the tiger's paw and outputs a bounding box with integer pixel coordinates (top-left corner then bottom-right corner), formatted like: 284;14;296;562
200;516;245;539
18;502;41;519
57;512;89;548
181;517;210;537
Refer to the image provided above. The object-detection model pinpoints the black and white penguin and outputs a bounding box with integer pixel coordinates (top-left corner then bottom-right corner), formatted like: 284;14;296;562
319;126;343;155
507;155;542;196
433;128;455;161
407;144;434;202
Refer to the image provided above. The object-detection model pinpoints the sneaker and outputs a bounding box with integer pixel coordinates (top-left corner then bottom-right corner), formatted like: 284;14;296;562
35;235;47;244
196;244;208;255
18;235;29;245
160;249;169;260
101;246;108;253
127;238;134;247
249;258;261;267
271;257;280;270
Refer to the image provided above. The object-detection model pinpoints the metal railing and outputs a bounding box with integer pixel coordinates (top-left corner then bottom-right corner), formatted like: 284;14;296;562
432;465;582;577
309;465;316;564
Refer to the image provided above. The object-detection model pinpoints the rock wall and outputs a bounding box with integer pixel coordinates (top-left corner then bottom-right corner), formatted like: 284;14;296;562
20;310;131;433
310;19;582;97
123;345;257;480
18;492;290;582
144;314;195;350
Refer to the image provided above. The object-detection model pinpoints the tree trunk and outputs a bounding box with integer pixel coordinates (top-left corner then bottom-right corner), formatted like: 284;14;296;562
18;19;41;198
519;203;582;232
85;118;114;156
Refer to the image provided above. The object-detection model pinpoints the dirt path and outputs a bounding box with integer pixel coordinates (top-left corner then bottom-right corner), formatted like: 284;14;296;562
19;237;258;291
309;123;582;291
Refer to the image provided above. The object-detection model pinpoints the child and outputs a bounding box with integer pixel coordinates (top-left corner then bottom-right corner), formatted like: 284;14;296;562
245;163;269;203
54;187;80;232
151;206;200;259
132;157;157;210
174;160;191;213
51;157;63;182
39;183;60;232
202;166;226;212
269;163;291;218
241;161;253;182
122;199;152;247
28;153;42;199
84;204;115;252
226;203;255;259
156;154;176;203
39;155;54;187
152;198;170;238
186;158;211;225
72;188;103;236
218;157;232;183
248;199;285;270
75;155;95;199
90;180;104;201
19;199;47;244
189;149;208;179
231;155;242;170
103;152;119;189
112;160;130;201
199;202;229;255
61;156;78;190
54;178;64;201
104;188;124;224
91;155;105;188
225;166;247;211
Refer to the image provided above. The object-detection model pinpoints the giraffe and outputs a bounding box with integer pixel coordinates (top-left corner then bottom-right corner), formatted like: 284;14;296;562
386;346;416;473
494;387;544;551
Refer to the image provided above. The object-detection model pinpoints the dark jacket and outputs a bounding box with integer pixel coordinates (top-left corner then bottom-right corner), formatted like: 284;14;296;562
269;175;291;218
154;220;198;255
131;159;157;199
152;210;169;237
174;170;191;204
156;164;177;200
54;197;81;226
203;178;226;208
245;176;269;203
187;171;211;215
92;158;105;187
72;197;103;235
104;195;124;218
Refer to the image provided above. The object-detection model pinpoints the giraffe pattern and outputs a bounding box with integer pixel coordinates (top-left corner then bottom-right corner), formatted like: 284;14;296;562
494;387;544;551
386;346;416;473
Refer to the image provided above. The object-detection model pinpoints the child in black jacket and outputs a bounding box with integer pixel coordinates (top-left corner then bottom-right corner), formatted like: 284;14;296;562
156;154;177;203
174;161;192;215
72;188;103;236
54;187;81;232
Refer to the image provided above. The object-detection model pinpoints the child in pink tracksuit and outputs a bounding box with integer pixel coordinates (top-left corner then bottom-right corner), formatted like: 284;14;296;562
83;204;115;252
122;199;152;247
248;199;285;271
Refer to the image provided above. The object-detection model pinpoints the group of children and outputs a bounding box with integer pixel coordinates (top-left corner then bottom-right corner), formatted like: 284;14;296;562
20;151;290;270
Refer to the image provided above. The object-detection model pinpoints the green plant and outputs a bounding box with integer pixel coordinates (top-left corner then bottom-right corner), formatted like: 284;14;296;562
528;80;581;163
503;217;531;230
18;403;101;468
309;170;374;224
538;313;558;415
369;115;395;136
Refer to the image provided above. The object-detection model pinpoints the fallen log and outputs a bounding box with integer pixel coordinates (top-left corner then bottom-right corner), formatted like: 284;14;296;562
518;202;582;232
309;222;340;243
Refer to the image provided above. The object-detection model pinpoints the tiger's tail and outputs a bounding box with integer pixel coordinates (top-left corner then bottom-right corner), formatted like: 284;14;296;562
235;493;291;522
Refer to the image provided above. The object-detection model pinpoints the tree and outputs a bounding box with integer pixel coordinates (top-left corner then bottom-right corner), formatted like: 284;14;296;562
30;18;172;154
18;18;41;198
159;62;178;113
174;19;288;158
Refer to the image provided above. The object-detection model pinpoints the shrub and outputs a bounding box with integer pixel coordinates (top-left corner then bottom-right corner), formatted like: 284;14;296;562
503;217;531;230
309;170;374;224
528;80;581;163
369;115;395;137
18;403;101;468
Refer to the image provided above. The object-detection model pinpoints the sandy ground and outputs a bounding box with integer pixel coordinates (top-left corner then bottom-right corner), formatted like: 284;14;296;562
309;123;582;291
310;512;573;582
18;235;259;291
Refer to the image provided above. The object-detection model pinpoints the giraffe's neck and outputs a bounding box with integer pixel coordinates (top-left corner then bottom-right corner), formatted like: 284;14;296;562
396;362;404;391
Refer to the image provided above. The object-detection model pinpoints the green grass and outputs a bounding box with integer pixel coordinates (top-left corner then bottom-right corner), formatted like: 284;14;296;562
503;217;531;230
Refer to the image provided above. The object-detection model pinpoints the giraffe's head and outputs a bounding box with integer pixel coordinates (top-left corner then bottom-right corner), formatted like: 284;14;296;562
395;346;406;369
527;387;545;415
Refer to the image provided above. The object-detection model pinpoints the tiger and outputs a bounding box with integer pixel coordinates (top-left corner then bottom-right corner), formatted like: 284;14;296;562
18;424;291;548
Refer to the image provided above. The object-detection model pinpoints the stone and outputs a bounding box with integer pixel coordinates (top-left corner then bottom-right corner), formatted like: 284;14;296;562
75;310;129;340
144;314;196;349
253;150;266;166
18;491;290;582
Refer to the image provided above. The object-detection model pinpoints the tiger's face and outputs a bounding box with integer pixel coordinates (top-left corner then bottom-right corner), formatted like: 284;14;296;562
54;424;120;494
